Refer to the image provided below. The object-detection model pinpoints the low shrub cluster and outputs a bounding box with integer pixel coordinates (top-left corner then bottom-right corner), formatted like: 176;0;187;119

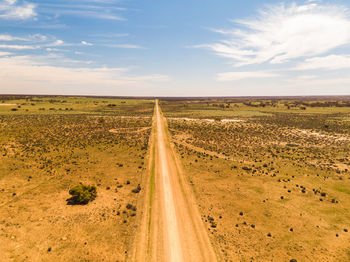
68;184;97;204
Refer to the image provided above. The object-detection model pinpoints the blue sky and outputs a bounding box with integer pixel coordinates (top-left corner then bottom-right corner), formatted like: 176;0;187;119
1;0;350;96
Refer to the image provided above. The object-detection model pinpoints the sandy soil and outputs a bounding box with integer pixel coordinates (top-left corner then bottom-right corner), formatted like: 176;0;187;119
109;127;151;134
165;114;350;261
168;117;245;123
132;100;217;261
0;115;151;261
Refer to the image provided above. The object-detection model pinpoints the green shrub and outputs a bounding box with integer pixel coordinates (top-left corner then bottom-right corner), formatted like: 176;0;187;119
68;184;97;204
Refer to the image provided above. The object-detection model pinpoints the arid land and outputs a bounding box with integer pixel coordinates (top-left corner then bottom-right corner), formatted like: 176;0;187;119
161;97;350;261
0;95;350;261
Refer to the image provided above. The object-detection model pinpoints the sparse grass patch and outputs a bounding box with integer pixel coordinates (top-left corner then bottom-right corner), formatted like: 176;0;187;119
0;95;154;261
162;97;350;261
333;185;350;195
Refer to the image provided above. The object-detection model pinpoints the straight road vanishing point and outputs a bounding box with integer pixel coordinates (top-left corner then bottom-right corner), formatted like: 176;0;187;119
132;100;217;261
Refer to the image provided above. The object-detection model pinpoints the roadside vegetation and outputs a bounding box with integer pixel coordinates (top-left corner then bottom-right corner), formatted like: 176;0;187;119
0;96;153;261
0;95;154;116
162;97;350;261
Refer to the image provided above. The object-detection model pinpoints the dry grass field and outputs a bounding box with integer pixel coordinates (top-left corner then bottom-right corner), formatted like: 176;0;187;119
0;96;153;261
161;97;350;261
1;95;350;261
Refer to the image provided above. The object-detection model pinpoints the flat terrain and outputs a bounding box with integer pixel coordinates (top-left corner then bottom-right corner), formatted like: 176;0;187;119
1;95;350;261
0;96;154;261
132;100;216;261
162;97;350;261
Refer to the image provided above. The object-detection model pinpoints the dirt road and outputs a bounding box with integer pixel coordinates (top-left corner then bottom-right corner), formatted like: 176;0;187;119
131;100;217;261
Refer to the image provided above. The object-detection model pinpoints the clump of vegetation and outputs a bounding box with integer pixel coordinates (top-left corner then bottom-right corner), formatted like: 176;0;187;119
126;203;137;211
67;184;97;205
132;184;141;193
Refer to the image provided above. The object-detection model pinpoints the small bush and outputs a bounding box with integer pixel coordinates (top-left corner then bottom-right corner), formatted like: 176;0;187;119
132;184;141;193
68;184;97;205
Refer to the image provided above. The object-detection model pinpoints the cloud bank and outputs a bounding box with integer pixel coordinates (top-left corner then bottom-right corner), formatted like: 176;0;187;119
0;0;36;20
0;55;169;94
205;2;350;66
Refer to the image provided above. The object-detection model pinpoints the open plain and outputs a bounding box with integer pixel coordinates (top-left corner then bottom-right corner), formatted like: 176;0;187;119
0;96;349;261
0;96;153;261
3;0;350;261
162;97;350;261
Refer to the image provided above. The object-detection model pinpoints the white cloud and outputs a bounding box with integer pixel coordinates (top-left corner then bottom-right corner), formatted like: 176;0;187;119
296;75;318;80
0;51;11;56
0;44;39;49
216;71;278;81
0;33;48;42
0;0;36;20
44;8;124;21
46;48;67;52
203;2;350;66
0;35;68;51
104;44;145;49
81;40;93;46
5;0;17;5
32;53;93;65
282;74;350;94
0;34;26;41
30;34;48;42
50;40;64;46
294;55;350;70
90;33;129;38
0;55;169;93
